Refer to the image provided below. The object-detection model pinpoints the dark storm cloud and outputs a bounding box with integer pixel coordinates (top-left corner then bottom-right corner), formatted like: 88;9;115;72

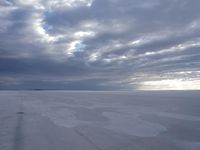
0;57;89;76
0;0;200;90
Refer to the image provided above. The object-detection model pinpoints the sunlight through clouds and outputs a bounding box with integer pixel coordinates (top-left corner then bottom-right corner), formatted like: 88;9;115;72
139;79;200;90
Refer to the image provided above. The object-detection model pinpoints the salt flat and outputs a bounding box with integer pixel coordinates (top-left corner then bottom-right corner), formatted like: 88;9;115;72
0;91;200;150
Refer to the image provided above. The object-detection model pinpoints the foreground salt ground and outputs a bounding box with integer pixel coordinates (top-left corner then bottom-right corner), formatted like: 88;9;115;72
0;91;200;150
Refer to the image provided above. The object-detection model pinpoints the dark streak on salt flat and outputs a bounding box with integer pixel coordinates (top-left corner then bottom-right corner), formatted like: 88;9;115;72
13;111;24;150
13;98;25;150
0;91;200;150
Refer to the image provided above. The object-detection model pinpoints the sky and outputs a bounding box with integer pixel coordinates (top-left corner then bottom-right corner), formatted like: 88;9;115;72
0;0;200;90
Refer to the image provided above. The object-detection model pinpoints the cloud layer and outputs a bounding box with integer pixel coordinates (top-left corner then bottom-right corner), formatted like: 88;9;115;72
0;0;200;90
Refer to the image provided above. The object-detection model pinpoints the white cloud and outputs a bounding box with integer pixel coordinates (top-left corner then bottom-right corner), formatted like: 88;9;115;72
89;52;101;62
67;40;85;56
46;0;94;10
74;31;95;39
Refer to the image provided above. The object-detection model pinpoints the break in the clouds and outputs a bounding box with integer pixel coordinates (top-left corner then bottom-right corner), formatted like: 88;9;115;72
0;0;200;90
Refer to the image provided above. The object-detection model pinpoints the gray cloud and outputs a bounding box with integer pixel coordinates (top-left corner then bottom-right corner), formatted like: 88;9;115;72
0;0;200;90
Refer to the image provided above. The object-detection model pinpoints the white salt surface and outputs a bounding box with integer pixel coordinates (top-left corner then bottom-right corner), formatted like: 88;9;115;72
0;91;200;150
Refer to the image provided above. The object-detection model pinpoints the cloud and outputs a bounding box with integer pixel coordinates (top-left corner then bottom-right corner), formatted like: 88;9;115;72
0;0;200;90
